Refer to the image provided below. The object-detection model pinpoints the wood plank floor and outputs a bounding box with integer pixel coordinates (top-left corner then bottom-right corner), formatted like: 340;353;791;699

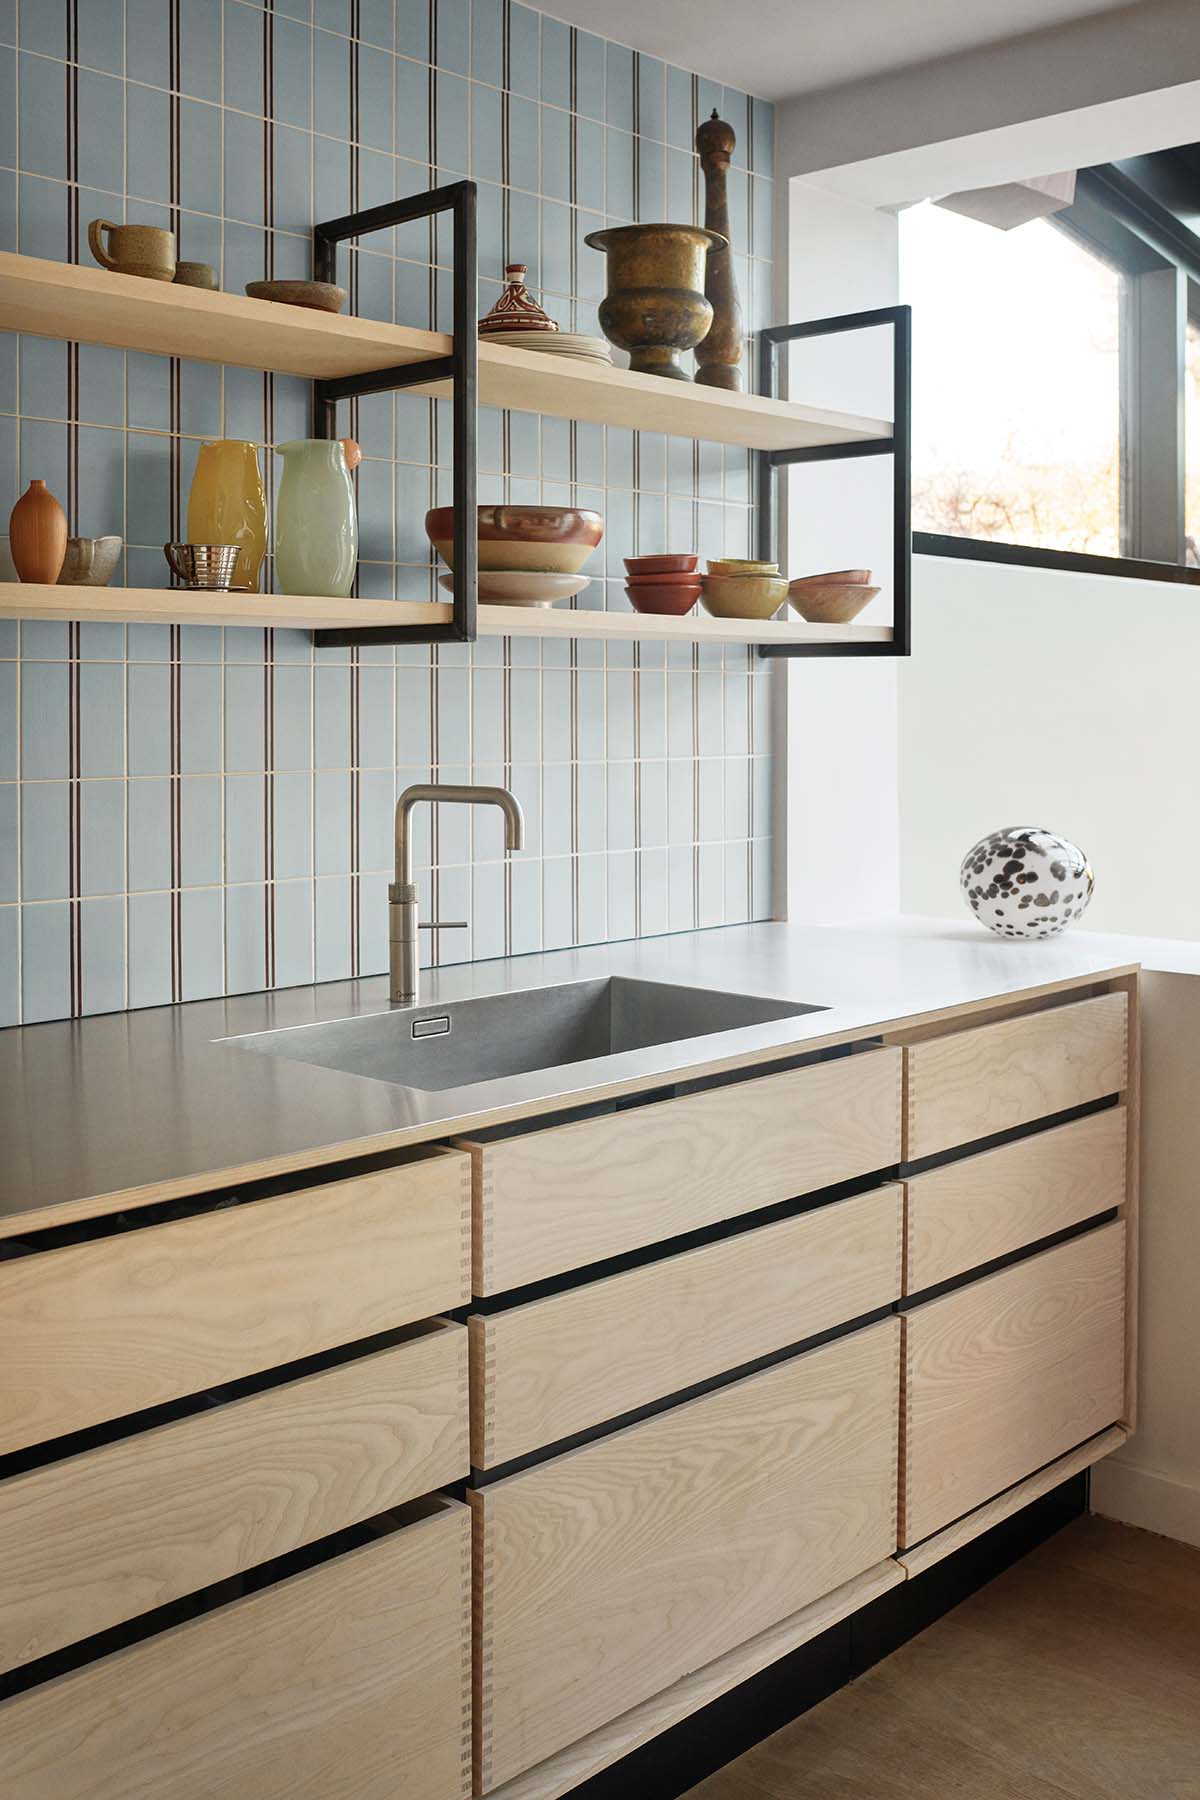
685;1516;1200;1800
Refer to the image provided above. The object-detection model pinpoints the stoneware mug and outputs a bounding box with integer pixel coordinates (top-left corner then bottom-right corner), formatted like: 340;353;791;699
88;220;176;283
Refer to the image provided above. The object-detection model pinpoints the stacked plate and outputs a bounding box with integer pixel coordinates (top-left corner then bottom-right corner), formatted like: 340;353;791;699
439;571;590;608
482;329;613;366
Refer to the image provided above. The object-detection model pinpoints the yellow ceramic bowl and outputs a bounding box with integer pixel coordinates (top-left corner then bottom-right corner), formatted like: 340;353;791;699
707;558;779;577
700;572;789;620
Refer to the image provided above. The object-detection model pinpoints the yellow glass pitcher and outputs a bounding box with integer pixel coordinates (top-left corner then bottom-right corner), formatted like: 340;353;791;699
187;440;267;593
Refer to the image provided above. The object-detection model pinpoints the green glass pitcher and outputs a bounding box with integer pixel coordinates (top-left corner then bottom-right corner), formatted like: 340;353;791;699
274;439;358;597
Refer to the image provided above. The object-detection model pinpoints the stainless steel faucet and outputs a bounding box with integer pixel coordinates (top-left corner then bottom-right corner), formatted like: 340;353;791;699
390;783;525;1005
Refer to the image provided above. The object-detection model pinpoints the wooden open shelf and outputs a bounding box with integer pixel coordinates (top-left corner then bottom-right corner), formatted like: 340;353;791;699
0;582;892;647
0;254;890;453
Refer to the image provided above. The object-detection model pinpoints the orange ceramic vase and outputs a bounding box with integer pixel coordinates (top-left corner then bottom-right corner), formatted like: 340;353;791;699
10;479;68;584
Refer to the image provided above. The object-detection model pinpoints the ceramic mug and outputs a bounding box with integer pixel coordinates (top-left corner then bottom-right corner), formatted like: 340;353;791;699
88;220;176;283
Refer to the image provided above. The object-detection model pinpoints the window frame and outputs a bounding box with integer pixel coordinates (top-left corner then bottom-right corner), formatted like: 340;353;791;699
913;160;1200;586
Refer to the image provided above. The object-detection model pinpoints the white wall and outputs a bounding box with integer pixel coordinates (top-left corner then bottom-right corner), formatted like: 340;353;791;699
899;556;1200;940
775;181;901;923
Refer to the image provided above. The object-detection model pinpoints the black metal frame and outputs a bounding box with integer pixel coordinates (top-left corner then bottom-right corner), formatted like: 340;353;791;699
310;180;478;649
304;193;912;656
755;303;911;657
916;530;1200;586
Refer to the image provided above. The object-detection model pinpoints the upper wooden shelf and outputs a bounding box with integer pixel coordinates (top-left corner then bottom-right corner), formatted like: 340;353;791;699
0;582;893;647
0;254;891;453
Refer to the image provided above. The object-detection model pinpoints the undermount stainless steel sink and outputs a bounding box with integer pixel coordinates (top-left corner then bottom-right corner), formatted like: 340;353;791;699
224;977;825;1095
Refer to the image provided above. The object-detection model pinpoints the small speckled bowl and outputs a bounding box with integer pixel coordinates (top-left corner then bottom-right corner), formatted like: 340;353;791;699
700;571;788;620
57;535;122;587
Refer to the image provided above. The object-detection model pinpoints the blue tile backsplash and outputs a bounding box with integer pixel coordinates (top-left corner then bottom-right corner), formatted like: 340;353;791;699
0;0;775;1026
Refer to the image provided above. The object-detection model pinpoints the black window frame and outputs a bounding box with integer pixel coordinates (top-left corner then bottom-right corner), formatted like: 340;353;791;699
912;156;1200;588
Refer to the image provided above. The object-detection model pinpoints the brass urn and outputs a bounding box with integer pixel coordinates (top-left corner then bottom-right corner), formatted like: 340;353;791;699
584;224;727;380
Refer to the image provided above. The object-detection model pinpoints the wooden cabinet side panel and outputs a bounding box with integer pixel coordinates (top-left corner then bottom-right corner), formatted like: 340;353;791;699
0;1148;471;1455
905;992;1128;1162
474;1320;901;1791
901;1222;1126;1547
472;1186;903;1466
0;1323;469;1675
0;1502;473;1800
467;1048;903;1294
905;1107;1127;1293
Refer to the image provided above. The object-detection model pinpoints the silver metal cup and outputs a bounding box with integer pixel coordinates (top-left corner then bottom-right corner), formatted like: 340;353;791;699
163;543;241;589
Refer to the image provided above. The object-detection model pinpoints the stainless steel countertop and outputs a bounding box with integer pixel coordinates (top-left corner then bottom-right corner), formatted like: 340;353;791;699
0;918;1140;1232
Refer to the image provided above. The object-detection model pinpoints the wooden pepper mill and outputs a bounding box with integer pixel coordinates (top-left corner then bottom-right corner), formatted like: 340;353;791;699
695;110;743;391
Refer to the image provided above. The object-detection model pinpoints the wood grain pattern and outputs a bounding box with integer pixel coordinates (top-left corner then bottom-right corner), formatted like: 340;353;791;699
0;1321;468;1675
0;1497;472;1800
0;1147;470;1455
897;1424;1127;1577
904;991;1127;1162
901;1222;1126;1546
470;1185;903;1466
472;1319;901;1791
1113;974;1140;1431
905;1107;1127;1293
461;1048;902;1294
480;1560;905;1800
0;253;890;452
0;584;892;647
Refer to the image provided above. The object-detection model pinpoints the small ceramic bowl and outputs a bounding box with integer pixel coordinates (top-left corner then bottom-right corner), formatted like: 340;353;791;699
426;505;604;574
789;581;880;624
625;583;701;615
245;279;346;314
707;558;780;577
624;553;698;575
58;535;122;587
174;261;218;290
621;568;703;585
789;567;872;589
700;572;789;620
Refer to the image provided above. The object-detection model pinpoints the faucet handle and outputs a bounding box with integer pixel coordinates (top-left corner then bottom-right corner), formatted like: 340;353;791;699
418;919;468;930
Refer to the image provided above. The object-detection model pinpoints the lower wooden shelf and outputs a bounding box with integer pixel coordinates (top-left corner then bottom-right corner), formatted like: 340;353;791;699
0;582;893;647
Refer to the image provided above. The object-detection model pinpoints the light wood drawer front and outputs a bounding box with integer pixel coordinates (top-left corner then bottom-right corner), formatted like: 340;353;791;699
0;1320;468;1676
463;1047;902;1294
905;1106;1127;1293
473;1319;900;1791
471;1184;903;1467
0;1146;470;1456
902;1221;1126;1547
905;992;1127;1162
0;1497;471;1800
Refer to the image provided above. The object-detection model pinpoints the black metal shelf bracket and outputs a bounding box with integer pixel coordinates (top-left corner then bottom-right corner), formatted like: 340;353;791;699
310;180;478;649
754;303;911;658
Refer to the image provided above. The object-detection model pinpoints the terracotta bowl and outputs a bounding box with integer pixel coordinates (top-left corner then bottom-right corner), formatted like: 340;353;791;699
425;505;604;574
789;581;880;624
789;567;872;588
626;583;701;616
621;568;704;585
624;553;698;575
700;572;789;620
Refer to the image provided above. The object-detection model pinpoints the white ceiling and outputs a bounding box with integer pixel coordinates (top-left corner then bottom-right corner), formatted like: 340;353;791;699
540;0;1138;103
